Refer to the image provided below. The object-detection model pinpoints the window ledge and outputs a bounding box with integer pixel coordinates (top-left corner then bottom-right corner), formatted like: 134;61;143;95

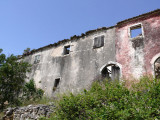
63;54;70;57
130;35;143;41
93;46;104;49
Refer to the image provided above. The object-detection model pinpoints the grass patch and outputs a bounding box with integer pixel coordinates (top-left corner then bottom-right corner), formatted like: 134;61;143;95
0;112;4;119
21;97;55;106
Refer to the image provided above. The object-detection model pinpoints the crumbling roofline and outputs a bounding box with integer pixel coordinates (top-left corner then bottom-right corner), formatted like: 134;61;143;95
21;9;160;57
22;26;115;57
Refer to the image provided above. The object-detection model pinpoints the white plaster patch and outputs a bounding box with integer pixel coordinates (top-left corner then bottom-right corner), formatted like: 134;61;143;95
150;19;160;28
34;70;41;88
70;55;80;86
51;46;64;57
130;46;144;79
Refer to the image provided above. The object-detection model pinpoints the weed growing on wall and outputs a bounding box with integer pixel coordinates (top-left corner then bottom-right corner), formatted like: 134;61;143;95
22;79;44;101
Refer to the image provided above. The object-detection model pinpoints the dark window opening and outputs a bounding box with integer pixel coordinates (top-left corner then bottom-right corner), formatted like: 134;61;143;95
64;45;70;55
101;64;120;81
130;24;142;38
53;78;60;91
101;67;111;79
154;58;160;79
34;55;40;64
93;36;104;48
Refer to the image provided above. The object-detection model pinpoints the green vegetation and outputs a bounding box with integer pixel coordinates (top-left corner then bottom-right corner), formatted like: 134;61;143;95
0;112;4;118
0;49;31;109
21;96;54;107
41;77;160;120
23;47;31;54
21;80;54;106
20;79;45;106
22;79;44;101
0;49;44;111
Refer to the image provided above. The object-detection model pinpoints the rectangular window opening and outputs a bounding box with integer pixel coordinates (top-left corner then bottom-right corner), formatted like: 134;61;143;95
93;35;104;48
130;25;142;38
64;45;70;55
53;78;60;91
34;55;40;64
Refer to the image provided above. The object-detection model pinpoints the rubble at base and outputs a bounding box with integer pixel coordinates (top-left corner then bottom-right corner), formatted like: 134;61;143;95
2;104;55;120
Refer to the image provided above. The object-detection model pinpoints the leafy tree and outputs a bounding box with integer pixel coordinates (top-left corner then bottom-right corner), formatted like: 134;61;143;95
23;48;31;55
0;49;31;109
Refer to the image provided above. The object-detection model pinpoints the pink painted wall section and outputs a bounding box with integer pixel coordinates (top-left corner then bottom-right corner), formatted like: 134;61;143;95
116;13;160;79
116;26;132;79
143;16;160;75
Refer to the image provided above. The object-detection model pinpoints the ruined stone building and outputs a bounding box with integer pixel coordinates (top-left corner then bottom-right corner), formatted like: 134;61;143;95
22;9;160;96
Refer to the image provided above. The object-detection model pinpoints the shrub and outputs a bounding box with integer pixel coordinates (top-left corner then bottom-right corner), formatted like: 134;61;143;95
44;77;160;120
22;79;44;101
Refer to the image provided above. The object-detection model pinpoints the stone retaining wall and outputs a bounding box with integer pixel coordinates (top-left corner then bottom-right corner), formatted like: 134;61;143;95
2;104;55;120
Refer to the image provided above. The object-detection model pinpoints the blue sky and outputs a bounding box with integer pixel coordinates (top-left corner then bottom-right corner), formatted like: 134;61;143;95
0;0;159;55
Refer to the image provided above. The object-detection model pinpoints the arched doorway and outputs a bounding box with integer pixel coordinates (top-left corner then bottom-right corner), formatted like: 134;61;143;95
150;53;160;78
100;62;121;81
154;57;160;78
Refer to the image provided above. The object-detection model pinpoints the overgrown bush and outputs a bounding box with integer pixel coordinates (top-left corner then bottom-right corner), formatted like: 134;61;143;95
22;79;44;101
42;77;160;120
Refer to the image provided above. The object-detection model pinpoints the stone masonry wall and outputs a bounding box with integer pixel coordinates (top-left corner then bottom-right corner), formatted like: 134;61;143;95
3;104;55;120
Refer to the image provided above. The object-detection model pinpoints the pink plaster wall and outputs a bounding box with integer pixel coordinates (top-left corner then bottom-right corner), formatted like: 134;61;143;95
143;16;160;74
116;13;160;79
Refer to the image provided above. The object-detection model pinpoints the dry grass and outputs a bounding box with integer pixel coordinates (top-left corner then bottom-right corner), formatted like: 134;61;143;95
0;112;4;119
21;97;55;106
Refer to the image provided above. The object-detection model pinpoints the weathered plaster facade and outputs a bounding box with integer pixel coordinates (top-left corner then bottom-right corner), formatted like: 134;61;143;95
23;28;116;96
22;9;160;96
116;9;160;79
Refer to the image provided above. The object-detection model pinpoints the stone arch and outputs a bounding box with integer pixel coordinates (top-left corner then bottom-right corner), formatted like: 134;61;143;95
100;61;122;81
151;53;160;78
